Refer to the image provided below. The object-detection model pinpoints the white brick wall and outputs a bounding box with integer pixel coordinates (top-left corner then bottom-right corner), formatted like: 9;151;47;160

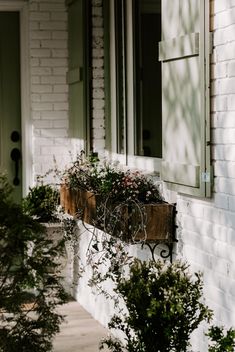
27;1;235;351
30;0;106;179
91;0;105;153
175;1;235;350
29;0;71;178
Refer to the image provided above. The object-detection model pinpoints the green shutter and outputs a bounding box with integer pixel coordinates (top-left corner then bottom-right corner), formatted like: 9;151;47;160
159;0;211;197
67;0;87;141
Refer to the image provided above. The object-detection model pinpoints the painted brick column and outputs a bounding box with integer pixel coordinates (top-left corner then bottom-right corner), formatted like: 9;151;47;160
29;0;70;178
91;0;105;154
175;1;235;350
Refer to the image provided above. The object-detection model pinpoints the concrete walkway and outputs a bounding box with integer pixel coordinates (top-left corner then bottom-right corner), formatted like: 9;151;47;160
53;300;110;352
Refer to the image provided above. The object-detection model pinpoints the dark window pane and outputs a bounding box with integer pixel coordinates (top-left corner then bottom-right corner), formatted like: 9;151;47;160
135;1;162;158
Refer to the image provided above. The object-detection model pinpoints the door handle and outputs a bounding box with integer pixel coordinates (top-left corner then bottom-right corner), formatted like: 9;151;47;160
10;148;21;186
11;131;20;142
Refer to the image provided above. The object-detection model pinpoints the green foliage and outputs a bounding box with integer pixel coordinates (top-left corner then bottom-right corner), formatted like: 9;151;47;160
63;154;163;204
0;174;68;352
207;325;235;352
63;155;164;243
100;259;212;352
22;183;59;223
0;173;13;202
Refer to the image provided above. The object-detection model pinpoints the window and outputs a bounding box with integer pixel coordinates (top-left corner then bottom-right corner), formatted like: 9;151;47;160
133;0;162;158
109;0;162;158
107;0;211;197
114;0;126;154
67;0;91;152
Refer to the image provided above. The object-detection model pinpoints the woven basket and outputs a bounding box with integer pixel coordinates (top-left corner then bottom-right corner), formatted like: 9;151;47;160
109;202;175;243
60;185;96;224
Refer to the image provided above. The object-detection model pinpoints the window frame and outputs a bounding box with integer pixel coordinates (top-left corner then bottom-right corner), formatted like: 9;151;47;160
107;0;162;172
105;0;211;197
67;0;91;154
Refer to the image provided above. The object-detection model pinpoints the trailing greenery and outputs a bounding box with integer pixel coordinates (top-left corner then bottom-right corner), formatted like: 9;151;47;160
22;183;59;223
61;154;167;283
207;325;235;352
0;174;68;352
100;259;213;352
61;152;164;239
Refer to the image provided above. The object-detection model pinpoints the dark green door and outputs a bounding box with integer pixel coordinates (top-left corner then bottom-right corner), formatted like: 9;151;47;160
0;12;22;201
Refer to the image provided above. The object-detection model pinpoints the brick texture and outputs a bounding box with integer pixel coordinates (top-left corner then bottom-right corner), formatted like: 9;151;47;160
175;1;235;350
29;0;71;178
91;0;105;154
28;1;235;351
30;0;105;178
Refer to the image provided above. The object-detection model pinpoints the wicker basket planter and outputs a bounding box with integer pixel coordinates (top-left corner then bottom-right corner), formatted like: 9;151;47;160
60;184;96;224
60;185;175;243
108;202;175;243
134;203;175;242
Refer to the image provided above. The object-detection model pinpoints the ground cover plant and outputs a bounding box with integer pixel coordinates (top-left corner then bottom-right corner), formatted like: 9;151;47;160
100;259;213;352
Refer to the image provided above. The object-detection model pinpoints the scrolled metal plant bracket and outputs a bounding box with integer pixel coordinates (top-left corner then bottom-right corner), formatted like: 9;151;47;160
141;241;174;263
141;203;178;263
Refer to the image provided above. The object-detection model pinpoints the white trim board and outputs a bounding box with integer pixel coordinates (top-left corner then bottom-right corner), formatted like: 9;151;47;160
0;1;32;196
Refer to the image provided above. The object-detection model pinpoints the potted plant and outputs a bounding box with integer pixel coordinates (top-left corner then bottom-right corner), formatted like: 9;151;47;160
0;173;68;352
60;152;99;221
60;154;175;243
94;168;174;243
22;180;74;285
22;180;66;241
22;181;59;223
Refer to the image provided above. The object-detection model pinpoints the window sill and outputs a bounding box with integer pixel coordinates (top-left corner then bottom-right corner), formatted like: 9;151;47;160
110;152;162;176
